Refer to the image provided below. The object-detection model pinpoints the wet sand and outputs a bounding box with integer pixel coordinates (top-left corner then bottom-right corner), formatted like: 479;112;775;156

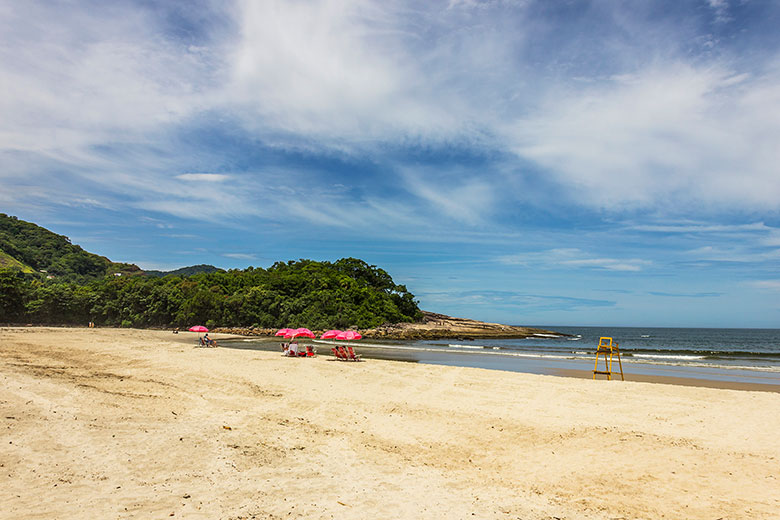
2;327;779;519
554;367;780;392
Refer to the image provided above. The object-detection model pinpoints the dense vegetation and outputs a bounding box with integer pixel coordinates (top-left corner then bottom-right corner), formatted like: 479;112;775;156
0;215;423;329
0;213;139;282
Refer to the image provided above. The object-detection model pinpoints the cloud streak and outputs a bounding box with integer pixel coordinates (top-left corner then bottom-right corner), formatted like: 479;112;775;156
498;249;651;272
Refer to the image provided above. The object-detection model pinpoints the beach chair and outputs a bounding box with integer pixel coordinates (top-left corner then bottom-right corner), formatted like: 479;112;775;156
346;346;362;362
331;347;346;361
305;345;316;357
338;346;352;361
199;337;207;347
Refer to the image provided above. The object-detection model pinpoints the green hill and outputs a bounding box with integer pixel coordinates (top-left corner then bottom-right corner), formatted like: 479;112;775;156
143;264;223;277
0;213;139;281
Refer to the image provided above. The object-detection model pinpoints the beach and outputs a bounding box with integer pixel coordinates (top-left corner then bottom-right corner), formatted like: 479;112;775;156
1;328;779;519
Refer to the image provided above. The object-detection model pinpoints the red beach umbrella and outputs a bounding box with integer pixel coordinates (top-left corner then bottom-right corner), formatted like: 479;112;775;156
320;329;343;339
275;328;295;337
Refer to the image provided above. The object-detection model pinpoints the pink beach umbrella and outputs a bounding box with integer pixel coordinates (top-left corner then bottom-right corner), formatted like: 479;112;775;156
285;327;316;339
189;325;209;341
335;330;362;341
320;329;343;339
275;328;294;337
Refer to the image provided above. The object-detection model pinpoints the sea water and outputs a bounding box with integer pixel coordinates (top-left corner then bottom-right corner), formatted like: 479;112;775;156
223;326;780;386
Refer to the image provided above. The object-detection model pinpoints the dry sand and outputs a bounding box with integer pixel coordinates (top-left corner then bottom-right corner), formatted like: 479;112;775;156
1;327;778;520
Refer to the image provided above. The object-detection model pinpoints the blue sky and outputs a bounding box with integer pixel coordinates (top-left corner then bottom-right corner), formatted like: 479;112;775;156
2;0;779;327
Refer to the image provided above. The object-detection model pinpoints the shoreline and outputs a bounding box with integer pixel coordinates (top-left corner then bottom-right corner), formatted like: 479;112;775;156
552;367;780;393
223;335;780;392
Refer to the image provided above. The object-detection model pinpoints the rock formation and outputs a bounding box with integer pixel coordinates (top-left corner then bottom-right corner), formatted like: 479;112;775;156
213;311;562;340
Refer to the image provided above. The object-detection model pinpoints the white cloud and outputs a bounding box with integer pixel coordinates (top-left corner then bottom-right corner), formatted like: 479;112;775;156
707;0;731;23
0;2;212;158
747;280;780;291
498;248;651;272
507;63;780;211
401;168;496;226
176;174;230;183
222;253;257;260
684;246;780;264
2;0;780;230
629;222;770;234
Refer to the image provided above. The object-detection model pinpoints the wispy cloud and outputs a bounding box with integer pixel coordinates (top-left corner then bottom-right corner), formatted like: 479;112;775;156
420;289;615;312
3;0;780;224
746;280;780;291
498;249;651;272
508;64;780;211
629;222;771;234
222;253;257;260
176;174;231;183
648;291;722;298
707;0;732;23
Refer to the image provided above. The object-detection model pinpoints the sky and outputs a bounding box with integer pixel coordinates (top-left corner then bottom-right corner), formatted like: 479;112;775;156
1;0;779;328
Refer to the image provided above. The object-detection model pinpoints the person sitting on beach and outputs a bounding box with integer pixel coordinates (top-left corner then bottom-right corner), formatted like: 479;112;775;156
288;340;298;356
204;334;217;347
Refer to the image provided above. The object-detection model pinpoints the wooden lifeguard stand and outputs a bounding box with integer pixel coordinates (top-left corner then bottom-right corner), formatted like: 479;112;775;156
593;337;624;381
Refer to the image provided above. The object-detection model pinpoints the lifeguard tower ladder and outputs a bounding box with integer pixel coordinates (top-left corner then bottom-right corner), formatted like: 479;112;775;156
593;337;624;381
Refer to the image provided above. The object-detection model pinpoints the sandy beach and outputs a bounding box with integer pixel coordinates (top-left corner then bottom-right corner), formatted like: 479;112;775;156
1;328;778;519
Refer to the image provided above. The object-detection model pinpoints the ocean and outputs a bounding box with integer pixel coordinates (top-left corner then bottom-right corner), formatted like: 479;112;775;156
222;326;780;387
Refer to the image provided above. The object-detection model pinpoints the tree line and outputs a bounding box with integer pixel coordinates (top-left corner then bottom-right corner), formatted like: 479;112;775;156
0;258;423;329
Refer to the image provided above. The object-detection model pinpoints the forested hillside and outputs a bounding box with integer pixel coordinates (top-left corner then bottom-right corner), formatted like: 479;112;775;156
0;215;423;329
0;213;139;281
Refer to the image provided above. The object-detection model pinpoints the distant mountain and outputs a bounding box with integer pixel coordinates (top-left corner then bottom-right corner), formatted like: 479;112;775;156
143;264;223;277
0;213;140;281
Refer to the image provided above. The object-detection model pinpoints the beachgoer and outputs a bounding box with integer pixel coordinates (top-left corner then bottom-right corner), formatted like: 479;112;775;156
204;334;217;347
289;340;298;356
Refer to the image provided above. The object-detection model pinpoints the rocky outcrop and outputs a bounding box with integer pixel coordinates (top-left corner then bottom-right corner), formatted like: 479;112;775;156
212;311;563;340
360;311;562;339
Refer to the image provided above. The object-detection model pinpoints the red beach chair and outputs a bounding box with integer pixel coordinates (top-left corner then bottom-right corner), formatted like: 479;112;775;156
305;345;316;357
346;346;362;362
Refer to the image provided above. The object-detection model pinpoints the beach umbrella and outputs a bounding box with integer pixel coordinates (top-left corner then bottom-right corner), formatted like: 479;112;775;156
189;325;209;342
275;328;295;337
320;329;343;339
285;327;316;339
335;330;362;341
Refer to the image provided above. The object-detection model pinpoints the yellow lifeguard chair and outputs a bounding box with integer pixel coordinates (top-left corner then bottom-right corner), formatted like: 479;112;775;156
593;337;624;381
